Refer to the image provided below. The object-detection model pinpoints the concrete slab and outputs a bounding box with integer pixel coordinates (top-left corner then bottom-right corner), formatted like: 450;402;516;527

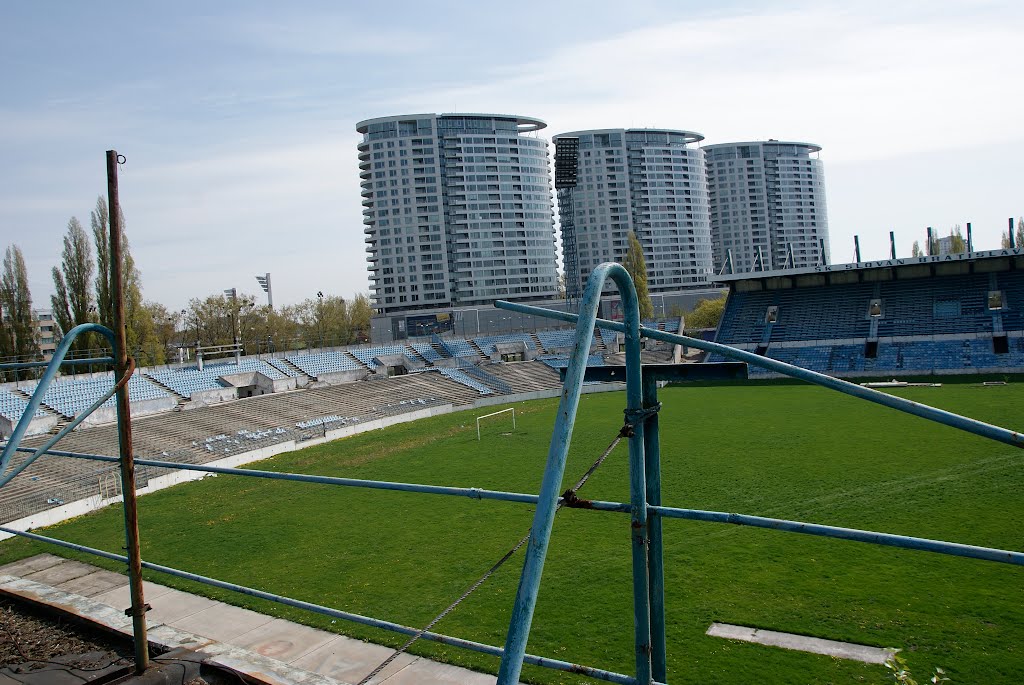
147;624;221;653
0;553;67;577
231;617;339;663
54;569;127;598
202;643;346;685
0;576;132;632
22;559;99;586
380;659;498;684
707;622;897;664
171;602;275;643
90;579;174;611
291;636;417;684
144;587;220;625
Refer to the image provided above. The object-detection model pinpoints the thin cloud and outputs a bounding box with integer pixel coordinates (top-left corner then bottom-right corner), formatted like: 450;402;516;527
231;13;434;56
383;3;1023;161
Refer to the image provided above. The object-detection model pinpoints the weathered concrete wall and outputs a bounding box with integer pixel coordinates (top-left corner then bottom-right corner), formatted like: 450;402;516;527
317;369;369;385
78;395;178;427
0;413;59;439
185;387;237;408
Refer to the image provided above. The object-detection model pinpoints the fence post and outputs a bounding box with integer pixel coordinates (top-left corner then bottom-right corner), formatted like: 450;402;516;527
642;379;667;682
107;149;149;674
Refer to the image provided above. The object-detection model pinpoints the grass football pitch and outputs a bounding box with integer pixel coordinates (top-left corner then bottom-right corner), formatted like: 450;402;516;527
1;382;1023;683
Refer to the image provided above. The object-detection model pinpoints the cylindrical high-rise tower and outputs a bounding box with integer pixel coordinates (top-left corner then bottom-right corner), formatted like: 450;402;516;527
357;113;559;315
552;128;713;299
705;140;829;274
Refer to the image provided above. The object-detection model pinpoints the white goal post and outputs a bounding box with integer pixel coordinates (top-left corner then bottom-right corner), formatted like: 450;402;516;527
476;407;516;441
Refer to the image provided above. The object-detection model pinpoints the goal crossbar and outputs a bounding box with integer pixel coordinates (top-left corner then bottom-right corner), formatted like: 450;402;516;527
477;407;516;440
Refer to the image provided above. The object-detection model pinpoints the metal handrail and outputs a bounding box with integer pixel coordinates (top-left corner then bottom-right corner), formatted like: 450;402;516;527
1;263;1021;685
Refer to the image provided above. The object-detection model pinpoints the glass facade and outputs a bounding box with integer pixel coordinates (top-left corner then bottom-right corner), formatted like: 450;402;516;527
553;128;713;297
357;114;558;314
705;141;830;274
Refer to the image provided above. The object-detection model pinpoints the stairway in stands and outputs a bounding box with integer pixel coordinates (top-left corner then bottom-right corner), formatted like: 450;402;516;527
143;375;191;409
273;357;313;384
468;339;487;360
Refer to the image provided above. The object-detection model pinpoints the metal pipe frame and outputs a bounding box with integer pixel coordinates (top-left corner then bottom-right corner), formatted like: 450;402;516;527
3;265;1023;684
16;445;1024;566
497;262;653;684
0;323;118;488
0;525;663;685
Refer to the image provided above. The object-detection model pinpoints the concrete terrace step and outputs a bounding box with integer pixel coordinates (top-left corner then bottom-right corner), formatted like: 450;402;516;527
0;554;513;685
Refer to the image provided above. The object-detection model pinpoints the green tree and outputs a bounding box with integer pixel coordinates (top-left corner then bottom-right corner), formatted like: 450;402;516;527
0;245;41;379
91;195;146;355
51;217;96;352
947;225;966;254
911;240;922;258
685;295;727;330
623;231;654;320
1002;217;1024;249
295;294;350;348
91;197;111;328
349;293;373;343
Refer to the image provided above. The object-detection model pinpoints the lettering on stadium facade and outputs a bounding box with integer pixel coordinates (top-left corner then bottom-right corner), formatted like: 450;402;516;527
813;248;1024;273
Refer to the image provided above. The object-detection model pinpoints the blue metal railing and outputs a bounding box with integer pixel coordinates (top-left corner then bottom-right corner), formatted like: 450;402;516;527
1;264;1022;685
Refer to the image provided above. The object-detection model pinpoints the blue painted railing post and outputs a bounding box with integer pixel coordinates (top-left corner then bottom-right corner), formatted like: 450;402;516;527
496;263;651;684
623;297;654;684
642;378;667;682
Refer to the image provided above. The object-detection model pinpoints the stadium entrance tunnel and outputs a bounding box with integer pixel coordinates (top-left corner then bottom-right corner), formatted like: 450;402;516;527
217;371;294;399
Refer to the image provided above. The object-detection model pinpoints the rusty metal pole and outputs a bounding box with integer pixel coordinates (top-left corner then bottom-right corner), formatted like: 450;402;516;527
107;149;149;673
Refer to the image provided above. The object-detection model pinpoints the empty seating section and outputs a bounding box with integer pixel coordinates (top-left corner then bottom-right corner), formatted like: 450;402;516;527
998;273;1024;330
410;342;443;362
743;338;1024;377
349;345;416;370
473;333;536;355
716;290;776;344
19;374;170;418
770;283;874;341
284;351;361;377
0;388;45;423
537;330;584;351
712;269;1024;376
147;359;285;397
266;358;302;377
662;319;681;333
440;338;479;358
436;368;493;395
876;274;992;337
598;326;618;349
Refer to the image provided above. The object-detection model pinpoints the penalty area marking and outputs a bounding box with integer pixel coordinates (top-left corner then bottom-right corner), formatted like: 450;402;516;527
706;623;897;664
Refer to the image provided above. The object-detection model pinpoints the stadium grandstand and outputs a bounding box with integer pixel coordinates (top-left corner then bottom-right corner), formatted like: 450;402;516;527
0;318;684;527
708;247;1024;376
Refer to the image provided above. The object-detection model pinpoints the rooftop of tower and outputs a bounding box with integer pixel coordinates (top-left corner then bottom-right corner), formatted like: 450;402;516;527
703;140;823;154
356;113;546;134
552;128;704;145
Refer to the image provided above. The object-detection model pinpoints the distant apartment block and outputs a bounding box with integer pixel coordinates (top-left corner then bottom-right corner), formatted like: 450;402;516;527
35;309;56;360
552;128;713;299
357;113;559;315
705;140;829;274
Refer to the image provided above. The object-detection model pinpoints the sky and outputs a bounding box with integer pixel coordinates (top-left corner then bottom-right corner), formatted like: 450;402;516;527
1;0;1022;311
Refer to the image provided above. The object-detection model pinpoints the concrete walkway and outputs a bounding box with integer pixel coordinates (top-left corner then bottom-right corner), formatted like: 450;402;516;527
0;554;507;685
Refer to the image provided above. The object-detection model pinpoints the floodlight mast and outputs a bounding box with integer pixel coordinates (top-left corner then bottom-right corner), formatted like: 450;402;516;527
255;272;273;309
